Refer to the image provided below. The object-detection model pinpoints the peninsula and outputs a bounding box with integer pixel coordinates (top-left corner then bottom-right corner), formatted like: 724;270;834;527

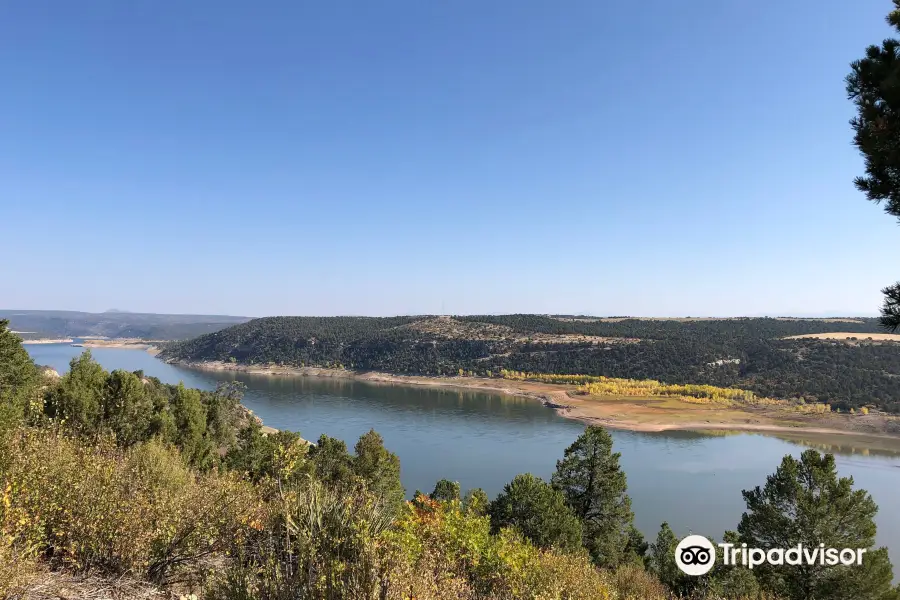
159;314;900;446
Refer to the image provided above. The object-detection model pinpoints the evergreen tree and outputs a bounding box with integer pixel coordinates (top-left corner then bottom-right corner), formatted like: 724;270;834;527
103;369;153;447
45;351;107;434
203;381;244;449
551;426;641;567
225;420;274;481
848;0;900;330
462;487;490;516
488;473;582;553
308;434;354;488
646;522;682;593
431;478;461;503
0;320;39;430
353;429;404;511
738;450;899;600
170;383;214;469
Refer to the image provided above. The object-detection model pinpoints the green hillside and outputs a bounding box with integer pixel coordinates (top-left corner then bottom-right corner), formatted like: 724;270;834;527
159;315;900;412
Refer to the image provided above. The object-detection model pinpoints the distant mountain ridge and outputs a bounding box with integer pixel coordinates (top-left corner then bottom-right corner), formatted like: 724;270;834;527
0;309;251;341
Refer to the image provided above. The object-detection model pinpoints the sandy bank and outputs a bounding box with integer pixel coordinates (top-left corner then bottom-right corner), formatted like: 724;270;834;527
75;339;163;355
79;338;159;349
21;338;74;345
165;360;900;449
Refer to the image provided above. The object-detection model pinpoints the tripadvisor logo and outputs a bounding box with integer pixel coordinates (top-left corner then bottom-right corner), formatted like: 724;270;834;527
675;535;868;576
675;535;717;576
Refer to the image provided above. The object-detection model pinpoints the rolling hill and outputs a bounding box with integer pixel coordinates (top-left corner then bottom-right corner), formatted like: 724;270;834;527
159;315;900;412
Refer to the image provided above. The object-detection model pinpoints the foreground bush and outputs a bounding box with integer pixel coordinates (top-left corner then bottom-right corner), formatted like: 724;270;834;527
0;479;39;599
0;428;260;583
211;476;393;600
213;488;617;600
385;495;613;600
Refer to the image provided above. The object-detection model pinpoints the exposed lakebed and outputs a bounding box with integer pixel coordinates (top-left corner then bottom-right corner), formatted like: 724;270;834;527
27;343;900;566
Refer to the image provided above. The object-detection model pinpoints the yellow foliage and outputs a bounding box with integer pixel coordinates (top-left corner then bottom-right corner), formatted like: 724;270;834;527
499;370;601;385
382;496;613;600
576;378;758;404
499;369;758;403
498;370;838;412
602;563;671;600
221;490;616;600
0;480;39;598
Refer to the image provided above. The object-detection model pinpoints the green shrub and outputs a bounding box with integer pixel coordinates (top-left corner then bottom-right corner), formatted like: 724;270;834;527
0;479;40;599
0;320;41;433
604;563;671;600
385;495;614;600
211;476;392;600
40;352;246;470
0;429;260;583
488;472;583;553
225;421;311;485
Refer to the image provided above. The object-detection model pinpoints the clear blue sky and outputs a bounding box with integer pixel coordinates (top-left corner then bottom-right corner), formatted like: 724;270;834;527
2;1;898;317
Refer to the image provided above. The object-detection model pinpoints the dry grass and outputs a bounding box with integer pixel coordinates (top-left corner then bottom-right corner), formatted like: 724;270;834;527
563;393;764;426
400;317;638;344
20;572;169;600
783;332;900;341
553;316;866;323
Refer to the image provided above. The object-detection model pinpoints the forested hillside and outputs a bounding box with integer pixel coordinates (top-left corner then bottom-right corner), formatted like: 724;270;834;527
159;315;900;412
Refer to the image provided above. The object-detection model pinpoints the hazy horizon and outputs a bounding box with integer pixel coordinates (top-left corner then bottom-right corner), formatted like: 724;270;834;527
0;307;883;320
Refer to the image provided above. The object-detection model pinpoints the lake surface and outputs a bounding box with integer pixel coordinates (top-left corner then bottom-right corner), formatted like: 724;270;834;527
28;343;900;566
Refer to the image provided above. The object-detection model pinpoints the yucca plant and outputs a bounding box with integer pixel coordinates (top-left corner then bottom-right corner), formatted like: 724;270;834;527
214;475;393;600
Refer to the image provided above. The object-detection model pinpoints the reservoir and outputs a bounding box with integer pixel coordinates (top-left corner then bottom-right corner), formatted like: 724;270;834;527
26;343;900;566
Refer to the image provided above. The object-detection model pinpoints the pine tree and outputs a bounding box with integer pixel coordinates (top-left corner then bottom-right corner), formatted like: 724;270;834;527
848;0;900;330
0;320;39;430
103;369;153;447
170;383;214;469
462;487;489;515
226;420;267;478
551;425;642;567
431;479;461;502
45;350;107;434
353;429;404;512
738;450;899;600
646;523;687;595
488;473;582;553
308;434;354;488
203;381;245;449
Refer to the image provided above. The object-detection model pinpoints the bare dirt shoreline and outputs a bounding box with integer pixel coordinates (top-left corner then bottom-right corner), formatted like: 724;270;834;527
73;339;163;355
166;360;900;450
78;338;161;350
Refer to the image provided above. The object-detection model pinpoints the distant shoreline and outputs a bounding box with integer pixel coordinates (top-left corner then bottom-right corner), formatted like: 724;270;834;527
164;359;900;451
78;339;162;354
18;337;163;354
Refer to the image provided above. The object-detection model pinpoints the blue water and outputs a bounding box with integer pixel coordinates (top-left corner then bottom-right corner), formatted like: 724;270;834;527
28;343;900;566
